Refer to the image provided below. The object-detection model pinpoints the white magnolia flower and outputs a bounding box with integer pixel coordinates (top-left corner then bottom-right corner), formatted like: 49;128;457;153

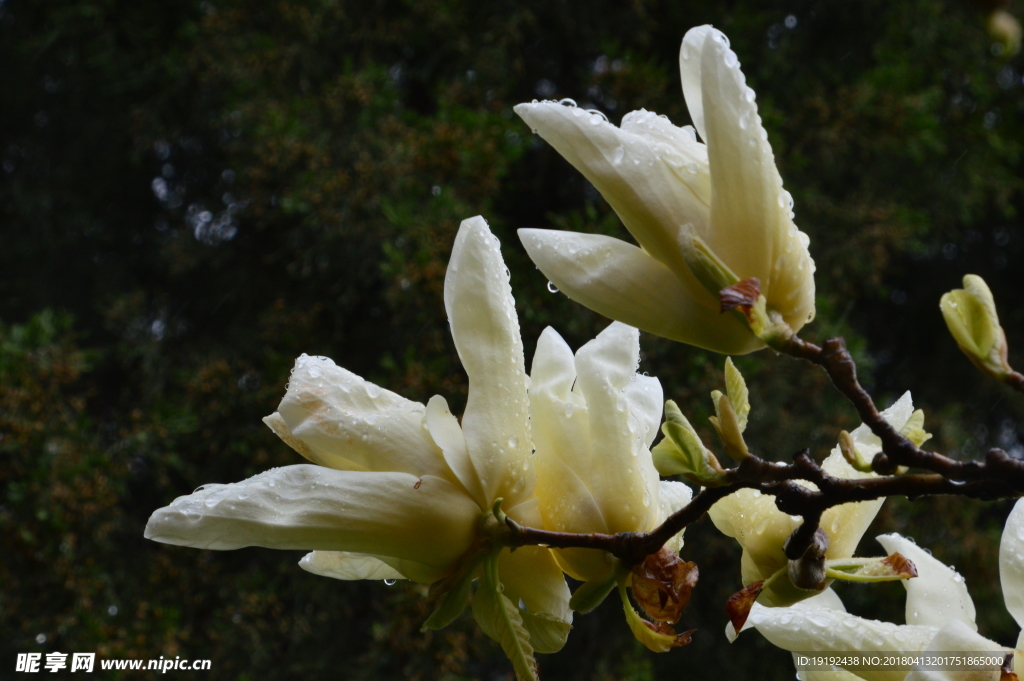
145;216;572;667
516;25;815;355
738;508;1024;681
710;393;916;606
529;321;693;582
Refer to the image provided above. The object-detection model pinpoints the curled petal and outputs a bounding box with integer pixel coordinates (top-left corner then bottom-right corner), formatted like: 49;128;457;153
520;228;761;355
514;101;709;276
145;465;480;570
267;355;454;481
876;534;976;630
445;216;533;506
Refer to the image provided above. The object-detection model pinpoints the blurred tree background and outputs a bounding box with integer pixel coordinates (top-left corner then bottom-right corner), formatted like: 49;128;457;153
4;0;1024;678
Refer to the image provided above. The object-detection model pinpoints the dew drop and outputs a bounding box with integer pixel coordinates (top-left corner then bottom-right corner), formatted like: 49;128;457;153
559;98;577;108
547;281;559;293
383;578;397;586
612;145;625;165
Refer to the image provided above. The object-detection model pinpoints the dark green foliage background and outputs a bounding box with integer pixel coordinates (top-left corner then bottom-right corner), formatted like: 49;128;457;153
3;0;1024;678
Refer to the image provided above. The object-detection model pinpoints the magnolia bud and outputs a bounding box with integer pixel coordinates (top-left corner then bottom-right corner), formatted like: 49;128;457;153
940;275;1012;382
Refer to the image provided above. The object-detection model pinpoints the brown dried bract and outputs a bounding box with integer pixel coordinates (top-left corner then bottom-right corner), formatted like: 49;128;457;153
719;277;762;318
881;552;918;578
644;620;696;648
631;547;699;623
726;580;764;633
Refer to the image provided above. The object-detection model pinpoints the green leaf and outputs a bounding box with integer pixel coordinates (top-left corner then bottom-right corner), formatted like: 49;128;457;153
899;409;932;447
472;552;539;681
568;568;619;614
519;610;572;654
421;565;477;631
652;401;726;485
724;357;750;432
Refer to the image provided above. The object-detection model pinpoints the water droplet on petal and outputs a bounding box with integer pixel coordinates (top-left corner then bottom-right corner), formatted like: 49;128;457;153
547;281;559;293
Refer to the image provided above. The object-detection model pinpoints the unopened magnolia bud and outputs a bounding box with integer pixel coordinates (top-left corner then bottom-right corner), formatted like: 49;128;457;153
940;274;1012;382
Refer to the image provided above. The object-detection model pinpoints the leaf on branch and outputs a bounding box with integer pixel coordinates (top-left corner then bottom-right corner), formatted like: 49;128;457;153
569;568;619;614
422;538;491;631
724;357;750;432
824;552;918;583
630;547;699;623
472;553;539;681
710;392;749;460
652;400;726;484
618;582;695;653
719;277;762;319
899;409;933;447
519;610;572;655
726;580;764;633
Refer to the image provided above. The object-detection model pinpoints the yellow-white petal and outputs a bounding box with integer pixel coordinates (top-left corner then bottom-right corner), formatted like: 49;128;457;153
513;101;708;277
575;322;659;533
709;486;800;584
623;374;664;449
876;533;976;631
298;551;406;581
444;216;533;506
903;619;1006;681
658;480;694;554
498;546;573;625
679;25;716;142
424;394;487;508
529;327;611;581
266;354;454;482
299;550;447;584
747;605;939;681
145;465;479;570
696;28;815;332
1000;497;1024;628
519;229;761;355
